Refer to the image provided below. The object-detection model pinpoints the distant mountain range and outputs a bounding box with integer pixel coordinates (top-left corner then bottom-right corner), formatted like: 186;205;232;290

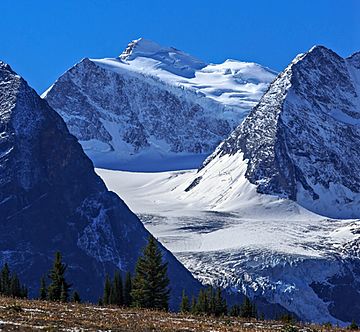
43;38;276;171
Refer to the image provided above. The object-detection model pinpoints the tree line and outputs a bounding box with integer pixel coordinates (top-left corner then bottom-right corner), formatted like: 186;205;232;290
0;236;258;317
100;235;170;310
3;236;360;330
0;263;27;299
180;287;227;316
180;287;257;318
39;251;80;303
2;236;342;328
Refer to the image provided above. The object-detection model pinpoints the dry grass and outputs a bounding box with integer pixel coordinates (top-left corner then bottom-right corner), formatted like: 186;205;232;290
0;296;350;331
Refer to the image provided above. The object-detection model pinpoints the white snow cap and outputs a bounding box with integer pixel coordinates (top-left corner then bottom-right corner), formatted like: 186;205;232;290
119;38;206;72
120;38;168;60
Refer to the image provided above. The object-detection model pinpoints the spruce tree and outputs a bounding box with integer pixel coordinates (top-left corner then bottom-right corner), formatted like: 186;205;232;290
20;285;28;299
110;270;123;306
72;291;81;303
39;276;47;300
10;274;21;298
196;289;208;314
229;304;241;317
349;320;359;330
47;252;71;302
60;282;68;302
190;295;197;314
123;272;132;306
1;263;11;296
208;287;216;315
131;236;170;310
0;264;27;299
240;296;256;318
214;287;227;316
103;274;111;305
180;290;190;313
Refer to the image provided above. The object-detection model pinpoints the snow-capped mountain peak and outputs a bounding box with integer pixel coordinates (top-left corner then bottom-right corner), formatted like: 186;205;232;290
43;39;276;171
188;45;360;219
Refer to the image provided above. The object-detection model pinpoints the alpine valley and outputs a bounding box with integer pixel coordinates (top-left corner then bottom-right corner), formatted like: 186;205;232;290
83;43;360;325
2;36;360;327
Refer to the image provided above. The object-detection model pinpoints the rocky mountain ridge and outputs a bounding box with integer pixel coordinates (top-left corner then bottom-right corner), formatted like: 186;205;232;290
0;61;200;307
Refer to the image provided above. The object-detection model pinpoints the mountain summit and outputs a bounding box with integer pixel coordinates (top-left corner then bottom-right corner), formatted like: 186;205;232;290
43;38;276;171
119;38;206;77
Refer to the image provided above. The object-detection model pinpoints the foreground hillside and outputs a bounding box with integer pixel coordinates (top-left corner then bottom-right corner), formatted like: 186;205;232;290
0;297;349;331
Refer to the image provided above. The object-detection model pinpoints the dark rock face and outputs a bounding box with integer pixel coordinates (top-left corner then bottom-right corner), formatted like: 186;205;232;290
0;61;200;306
203;46;360;218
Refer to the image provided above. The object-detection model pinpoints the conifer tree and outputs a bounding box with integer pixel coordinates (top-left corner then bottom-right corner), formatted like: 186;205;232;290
180;290;190;313
39;276;47;300
72;291;81;303
10;274;21;298
110;270;123;306
47;252;71;302
208;287;216;315
20;285;28;299
240;296;256;318
60;282;68;302
229;304;241;317
196;289;209;314
103;274;111;305
123;272;132;306
214;287;227;316
131;236;170;310
1;263;11;296
0;263;27;299
349;320;359;330
190;295;197;314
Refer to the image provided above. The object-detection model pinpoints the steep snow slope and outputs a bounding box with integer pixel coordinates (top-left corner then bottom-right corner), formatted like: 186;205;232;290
0;61;201;307
43;38;275;171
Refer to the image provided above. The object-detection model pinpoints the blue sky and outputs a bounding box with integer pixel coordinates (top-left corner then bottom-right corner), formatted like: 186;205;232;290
1;0;359;93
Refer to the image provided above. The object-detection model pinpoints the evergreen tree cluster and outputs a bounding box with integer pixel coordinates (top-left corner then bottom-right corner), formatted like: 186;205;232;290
102;271;132;307
100;236;170;311
181;287;227;317
0;263;27;298
229;296;257;319
39;252;80;303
